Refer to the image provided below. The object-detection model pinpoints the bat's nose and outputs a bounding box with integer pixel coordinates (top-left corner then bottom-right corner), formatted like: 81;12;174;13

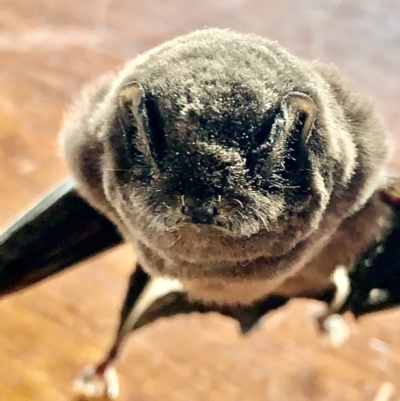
182;200;217;224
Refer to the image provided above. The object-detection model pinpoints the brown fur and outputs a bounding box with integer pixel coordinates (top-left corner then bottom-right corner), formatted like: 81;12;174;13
60;29;389;305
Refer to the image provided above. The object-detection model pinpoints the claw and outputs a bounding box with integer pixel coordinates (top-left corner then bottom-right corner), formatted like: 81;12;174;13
316;265;352;346
73;272;189;398
73;364;119;399
318;313;351;347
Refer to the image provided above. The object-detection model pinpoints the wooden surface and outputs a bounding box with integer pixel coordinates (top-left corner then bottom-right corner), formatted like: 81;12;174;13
1;1;400;400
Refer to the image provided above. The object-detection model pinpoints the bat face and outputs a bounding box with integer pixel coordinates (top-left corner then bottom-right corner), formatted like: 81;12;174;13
99;32;337;261
61;29;388;302
107;83;320;241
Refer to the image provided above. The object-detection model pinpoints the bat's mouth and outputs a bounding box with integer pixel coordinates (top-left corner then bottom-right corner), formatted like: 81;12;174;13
166;220;239;236
153;210;269;238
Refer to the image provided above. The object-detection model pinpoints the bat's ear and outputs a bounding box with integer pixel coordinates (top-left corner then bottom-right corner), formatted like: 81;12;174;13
117;81;145;128
114;81;147;163
281;92;316;143
117;81;166;165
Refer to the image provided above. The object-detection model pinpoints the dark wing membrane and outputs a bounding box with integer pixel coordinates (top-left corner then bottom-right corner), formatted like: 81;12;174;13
381;176;400;206
343;176;400;317
0;178;124;297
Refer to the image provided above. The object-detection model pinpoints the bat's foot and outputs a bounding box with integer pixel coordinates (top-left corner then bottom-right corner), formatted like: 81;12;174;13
73;364;119;399
316;313;350;347
314;265;352;347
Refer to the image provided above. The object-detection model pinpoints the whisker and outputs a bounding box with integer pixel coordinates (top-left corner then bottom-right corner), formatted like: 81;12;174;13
142;201;158;217
247;205;269;231
235;209;246;222
258;213;269;231
168;233;182;248
149;213;164;230
232;198;244;209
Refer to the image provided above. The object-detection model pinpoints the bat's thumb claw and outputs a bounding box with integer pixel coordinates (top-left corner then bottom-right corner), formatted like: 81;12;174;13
73;364;119;399
316;313;351;348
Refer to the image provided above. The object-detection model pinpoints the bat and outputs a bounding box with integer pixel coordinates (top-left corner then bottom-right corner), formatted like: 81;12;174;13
0;29;398;398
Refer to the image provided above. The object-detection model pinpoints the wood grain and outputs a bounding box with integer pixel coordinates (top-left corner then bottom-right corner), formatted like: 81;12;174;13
0;1;399;400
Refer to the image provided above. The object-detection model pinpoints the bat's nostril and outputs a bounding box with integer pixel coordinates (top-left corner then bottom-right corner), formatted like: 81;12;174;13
182;204;217;224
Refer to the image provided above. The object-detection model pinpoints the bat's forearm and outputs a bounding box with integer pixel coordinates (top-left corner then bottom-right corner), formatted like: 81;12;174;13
0;178;123;297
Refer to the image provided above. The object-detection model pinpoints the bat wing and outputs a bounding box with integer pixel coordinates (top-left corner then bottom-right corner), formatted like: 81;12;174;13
0;178;123;297
342;176;400;317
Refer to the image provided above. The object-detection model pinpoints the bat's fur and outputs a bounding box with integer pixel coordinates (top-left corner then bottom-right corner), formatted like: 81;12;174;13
60;29;389;305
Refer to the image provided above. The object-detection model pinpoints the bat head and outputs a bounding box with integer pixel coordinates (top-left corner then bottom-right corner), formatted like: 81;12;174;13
62;29;386;298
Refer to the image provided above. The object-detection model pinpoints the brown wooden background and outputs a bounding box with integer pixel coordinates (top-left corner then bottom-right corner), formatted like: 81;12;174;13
0;1;399;400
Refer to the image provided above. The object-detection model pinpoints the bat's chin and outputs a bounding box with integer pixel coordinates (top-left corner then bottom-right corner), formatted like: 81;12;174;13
180;276;279;305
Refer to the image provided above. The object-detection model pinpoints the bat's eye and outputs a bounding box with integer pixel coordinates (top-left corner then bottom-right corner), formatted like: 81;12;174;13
254;112;277;147
145;96;167;165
